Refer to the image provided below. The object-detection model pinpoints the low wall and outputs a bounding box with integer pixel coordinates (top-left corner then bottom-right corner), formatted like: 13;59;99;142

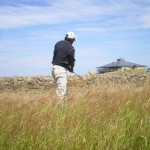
0;76;55;91
0;72;150;91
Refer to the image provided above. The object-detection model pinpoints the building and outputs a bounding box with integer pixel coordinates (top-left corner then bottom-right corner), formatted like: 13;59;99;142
97;58;147;73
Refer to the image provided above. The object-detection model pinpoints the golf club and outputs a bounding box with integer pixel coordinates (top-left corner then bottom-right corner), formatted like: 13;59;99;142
73;71;82;80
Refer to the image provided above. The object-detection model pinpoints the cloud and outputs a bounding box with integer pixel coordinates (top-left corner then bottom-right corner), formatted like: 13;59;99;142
0;55;50;68
76;27;104;33
0;57;6;60
0;0;50;6
139;13;150;28
0;0;130;29
0;1;87;28
0;0;149;31
0;6;59;28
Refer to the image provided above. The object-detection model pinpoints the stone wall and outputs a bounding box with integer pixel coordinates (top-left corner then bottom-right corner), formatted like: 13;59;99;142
0;76;55;91
92;73;150;85
0;72;150;91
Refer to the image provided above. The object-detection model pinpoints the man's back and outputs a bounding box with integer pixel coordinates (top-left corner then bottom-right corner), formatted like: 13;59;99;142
52;40;75;68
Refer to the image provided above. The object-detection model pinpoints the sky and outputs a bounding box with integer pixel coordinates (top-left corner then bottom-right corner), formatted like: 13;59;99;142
0;0;150;77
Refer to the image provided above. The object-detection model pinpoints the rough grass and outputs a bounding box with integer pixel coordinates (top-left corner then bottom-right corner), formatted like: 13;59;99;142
0;80;150;150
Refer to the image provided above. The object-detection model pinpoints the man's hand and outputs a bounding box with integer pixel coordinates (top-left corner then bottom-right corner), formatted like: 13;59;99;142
67;61;74;73
67;65;73;73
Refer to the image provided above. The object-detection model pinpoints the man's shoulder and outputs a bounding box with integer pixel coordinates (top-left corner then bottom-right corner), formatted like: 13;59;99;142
56;40;64;44
55;40;74;51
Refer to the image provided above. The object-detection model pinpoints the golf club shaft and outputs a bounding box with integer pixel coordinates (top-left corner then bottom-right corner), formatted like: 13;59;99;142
73;72;82;79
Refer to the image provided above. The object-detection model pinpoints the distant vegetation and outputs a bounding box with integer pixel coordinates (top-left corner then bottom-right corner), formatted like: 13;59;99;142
0;71;150;149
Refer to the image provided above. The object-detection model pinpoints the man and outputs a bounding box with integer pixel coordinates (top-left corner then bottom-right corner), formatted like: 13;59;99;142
52;32;76;100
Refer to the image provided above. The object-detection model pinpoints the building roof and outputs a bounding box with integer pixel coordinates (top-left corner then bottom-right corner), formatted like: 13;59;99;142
98;58;147;68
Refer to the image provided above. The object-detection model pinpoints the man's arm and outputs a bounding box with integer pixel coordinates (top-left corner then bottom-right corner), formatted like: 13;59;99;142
67;49;75;72
67;61;75;72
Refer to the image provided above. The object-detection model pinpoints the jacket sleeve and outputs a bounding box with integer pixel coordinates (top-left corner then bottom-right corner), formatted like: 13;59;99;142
68;49;75;62
67;49;75;72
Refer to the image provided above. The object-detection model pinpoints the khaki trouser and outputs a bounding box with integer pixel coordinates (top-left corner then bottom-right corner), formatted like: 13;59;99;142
52;65;67;100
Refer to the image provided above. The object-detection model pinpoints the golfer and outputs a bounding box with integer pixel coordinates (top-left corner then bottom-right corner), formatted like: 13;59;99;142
52;32;76;100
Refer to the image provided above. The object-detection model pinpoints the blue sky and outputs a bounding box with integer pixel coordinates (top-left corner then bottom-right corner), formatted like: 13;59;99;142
0;0;150;76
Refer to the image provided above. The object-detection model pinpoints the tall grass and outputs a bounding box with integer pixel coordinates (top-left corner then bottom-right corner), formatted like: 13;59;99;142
0;81;150;150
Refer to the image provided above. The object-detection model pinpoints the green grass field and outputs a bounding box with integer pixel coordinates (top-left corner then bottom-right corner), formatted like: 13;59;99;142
0;79;150;150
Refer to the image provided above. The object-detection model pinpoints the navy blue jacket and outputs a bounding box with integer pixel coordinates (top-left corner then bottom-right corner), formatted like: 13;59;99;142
52;40;75;68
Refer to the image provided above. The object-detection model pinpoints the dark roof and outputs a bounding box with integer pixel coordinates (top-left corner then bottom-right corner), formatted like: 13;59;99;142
97;58;147;68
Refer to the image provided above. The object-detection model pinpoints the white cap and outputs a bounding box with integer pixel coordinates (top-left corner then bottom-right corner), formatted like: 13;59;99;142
66;32;76;40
